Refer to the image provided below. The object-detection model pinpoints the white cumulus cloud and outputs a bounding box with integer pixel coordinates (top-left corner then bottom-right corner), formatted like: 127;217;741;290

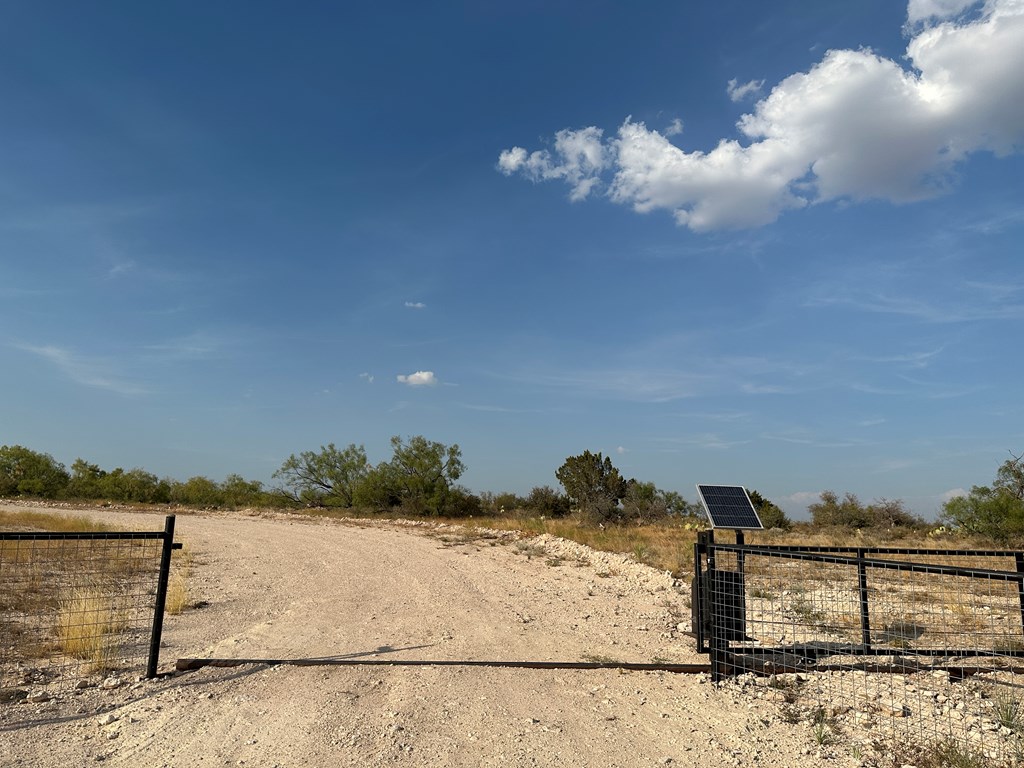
497;127;610;201
498;0;1024;232
397;370;437;387
907;0;982;25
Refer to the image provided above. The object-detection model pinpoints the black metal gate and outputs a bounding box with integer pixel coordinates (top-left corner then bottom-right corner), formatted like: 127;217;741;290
692;530;1024;681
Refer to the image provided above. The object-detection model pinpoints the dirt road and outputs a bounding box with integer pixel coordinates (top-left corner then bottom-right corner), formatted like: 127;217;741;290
1;505;832;767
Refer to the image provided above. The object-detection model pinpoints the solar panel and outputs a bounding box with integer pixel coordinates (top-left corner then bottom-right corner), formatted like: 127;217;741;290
696;484;764;530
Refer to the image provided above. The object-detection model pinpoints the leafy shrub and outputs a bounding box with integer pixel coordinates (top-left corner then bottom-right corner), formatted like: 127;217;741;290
809;491;923;529
524;485;570;517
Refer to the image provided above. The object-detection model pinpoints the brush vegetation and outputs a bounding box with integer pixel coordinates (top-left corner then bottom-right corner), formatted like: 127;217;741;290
3;441;1023;550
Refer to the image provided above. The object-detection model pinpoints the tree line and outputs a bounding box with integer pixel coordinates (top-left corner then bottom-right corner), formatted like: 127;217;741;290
2;440;1021;540
0;440;784;526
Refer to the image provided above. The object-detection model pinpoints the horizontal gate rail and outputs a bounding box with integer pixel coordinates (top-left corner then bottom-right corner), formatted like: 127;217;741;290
706;542;1024;583
177;657;711;674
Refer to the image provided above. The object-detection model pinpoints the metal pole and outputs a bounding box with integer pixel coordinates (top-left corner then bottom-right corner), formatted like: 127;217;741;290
694;533;709;653
857;547;872;651
1015;553;1024;638
147;515;176;678
705;531;726;682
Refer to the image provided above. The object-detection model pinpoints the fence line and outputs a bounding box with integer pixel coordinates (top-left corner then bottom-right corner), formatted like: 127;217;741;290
0;516;178;701
695;533;1024;764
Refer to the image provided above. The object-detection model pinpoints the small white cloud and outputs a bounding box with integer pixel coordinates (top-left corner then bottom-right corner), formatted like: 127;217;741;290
404;301;426;309
665;118;684;137
360;372;374;384
397;370;437;387
107;260;135;278
616;445;627;455
940;487;968;502
726;78;765;102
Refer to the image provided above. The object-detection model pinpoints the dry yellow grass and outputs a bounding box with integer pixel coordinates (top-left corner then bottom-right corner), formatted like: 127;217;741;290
428;516;1012;578
0;509;117;533
164;572;189;615
164;543;196;615
433;514;703;576
55;584;127;671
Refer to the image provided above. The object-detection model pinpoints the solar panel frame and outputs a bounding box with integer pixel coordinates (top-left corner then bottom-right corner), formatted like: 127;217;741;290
696;484;764;530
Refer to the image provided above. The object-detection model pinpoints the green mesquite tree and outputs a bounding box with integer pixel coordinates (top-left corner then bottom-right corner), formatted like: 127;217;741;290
0;445;69;497
273;443;369;507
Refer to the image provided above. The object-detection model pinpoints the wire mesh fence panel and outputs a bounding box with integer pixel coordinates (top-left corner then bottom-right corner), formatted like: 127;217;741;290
700;541;1024;766
0;534;165;699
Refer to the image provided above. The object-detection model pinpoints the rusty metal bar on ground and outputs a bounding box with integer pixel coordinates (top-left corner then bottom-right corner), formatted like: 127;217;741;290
175;658;711;674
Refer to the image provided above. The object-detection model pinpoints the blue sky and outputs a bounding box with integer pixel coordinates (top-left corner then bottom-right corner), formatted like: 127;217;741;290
2;0;1022;519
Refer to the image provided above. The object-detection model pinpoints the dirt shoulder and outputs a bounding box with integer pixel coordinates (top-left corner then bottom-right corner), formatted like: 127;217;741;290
1;503;834;767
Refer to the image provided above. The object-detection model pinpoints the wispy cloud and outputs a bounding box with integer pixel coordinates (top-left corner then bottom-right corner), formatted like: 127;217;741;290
963;208;1024;234
860;348;945;369
360;372;375;384
806;271;1024;324
461;403;544;413
858;417;887;427
515;350;820;403
526;369;708;402
15;343;148;396
726;78;764;102
106;260;136;279
676;410;751;422
404;301;426;309
142;332;223;363
655;434;753;450
873;457;921;473
761;432;870;449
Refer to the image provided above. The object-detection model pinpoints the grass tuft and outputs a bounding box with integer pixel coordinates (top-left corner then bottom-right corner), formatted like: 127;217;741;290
55;585;127;672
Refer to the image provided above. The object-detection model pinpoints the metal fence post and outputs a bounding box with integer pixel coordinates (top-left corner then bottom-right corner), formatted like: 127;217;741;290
1016;553;1024;638
147;515;176;678
705;532;727;682
857;547;872;651
693;532;710;654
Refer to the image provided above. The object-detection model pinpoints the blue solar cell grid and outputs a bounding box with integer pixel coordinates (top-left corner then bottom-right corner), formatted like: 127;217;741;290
696;484;764;530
